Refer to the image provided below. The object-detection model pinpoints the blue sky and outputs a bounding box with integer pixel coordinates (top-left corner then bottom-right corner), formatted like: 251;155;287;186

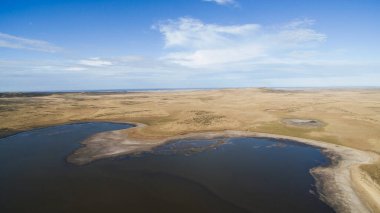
0;0;379;91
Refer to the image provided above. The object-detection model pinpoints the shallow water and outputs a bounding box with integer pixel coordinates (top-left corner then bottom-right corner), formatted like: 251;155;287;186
0;122;335;213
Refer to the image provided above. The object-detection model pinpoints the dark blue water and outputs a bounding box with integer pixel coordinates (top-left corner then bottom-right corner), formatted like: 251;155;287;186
0;123;335;213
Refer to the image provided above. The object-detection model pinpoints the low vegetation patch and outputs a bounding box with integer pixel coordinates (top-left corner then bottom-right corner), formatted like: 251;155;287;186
361;163;380;187
180;110;226;126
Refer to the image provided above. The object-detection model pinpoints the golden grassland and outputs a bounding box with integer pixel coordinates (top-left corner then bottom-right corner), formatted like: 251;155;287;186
1;88;379;153
1;88;380;211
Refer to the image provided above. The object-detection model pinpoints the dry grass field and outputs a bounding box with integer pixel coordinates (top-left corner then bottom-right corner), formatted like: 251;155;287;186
1;88;379;153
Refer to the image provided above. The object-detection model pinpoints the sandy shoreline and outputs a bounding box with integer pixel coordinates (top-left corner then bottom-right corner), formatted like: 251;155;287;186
67;123;380;213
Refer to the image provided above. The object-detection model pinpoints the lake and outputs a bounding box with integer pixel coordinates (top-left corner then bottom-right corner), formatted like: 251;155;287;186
0;122;334;213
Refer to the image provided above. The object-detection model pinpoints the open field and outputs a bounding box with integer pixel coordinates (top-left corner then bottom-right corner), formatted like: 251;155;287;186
1;88;380;212
1;88;379;152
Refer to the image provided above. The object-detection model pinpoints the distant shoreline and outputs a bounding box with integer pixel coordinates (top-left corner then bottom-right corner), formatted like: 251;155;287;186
1;86;380;94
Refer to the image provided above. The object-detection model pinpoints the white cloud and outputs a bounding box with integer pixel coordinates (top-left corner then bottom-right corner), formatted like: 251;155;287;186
203;0;237;6
283;18;315;29
156;17;259;48
79;57;113;67
116;55;145;62
0;32;61;53
64;66;88;71
156;18;327;69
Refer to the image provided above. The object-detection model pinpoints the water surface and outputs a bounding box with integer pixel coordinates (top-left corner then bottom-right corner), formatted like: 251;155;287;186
0;122;335;213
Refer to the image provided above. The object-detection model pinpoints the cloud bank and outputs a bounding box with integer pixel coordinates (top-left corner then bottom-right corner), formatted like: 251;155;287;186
0;32;62;53
156;18;327;69
79;58;113;67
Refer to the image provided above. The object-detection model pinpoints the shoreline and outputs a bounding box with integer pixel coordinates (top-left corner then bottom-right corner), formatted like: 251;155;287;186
67;123;380;213
0;121;138;139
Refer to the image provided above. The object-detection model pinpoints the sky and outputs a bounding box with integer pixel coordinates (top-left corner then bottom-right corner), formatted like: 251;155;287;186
0;0;379;91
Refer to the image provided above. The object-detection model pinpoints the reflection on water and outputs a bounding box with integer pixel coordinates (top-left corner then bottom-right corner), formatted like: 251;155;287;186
0;123;334;213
